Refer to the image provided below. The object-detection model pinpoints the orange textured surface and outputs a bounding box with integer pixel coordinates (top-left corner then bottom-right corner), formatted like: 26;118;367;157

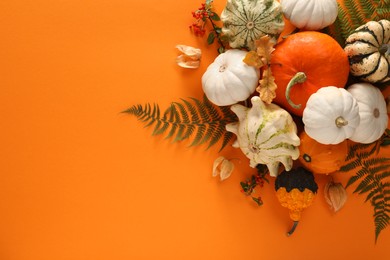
0;0;389;259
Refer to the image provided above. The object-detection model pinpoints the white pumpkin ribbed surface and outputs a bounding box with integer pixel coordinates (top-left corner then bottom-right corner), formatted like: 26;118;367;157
281;0;338;30
201;49;260;106
303;87;360;145
347;83;388;144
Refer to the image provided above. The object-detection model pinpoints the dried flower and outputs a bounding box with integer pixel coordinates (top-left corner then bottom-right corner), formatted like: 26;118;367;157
212;156;234;181
176;45;201;69
324;180;348;212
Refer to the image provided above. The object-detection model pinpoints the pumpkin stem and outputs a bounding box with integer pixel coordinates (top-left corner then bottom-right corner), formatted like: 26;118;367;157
335;116;348;128
303;154;311;163
373;108;380;118
286;72;307;110
287;221;299;236
379;44;389;55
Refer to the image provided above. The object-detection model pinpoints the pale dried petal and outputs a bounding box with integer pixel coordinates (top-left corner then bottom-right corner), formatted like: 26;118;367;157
219;159;234;181
212;156;234;181
176;45;202;58
324;181;348;212
212;156;225;177
176;45;201;68
176;55;200;68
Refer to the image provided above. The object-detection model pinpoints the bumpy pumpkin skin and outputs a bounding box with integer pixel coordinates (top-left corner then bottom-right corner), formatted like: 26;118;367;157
298;131;348;174
271;31;350;116
275;167;318;223
221;0;285;51
225;96;300;177
276;188;315;221
344;19;390;83
281;0;338;30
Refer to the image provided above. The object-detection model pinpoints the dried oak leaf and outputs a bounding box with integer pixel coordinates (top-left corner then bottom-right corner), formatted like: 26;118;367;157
243;51;266;68
243;35;275;68
243;35;278;104
258;68;277;104
254;35;276;64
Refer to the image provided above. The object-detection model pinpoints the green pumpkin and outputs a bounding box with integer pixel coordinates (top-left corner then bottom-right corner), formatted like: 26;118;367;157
221;0;285;51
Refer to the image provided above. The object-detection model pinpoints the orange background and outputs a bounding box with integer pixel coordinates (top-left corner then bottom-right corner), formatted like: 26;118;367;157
0;0;389;259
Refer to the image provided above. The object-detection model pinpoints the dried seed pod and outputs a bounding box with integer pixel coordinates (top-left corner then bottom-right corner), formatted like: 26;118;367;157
212;156;234;181
324;180;347;212
176;45;201;69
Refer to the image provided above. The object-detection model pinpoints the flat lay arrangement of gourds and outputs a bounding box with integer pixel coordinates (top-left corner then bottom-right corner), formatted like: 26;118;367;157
125;0;390;242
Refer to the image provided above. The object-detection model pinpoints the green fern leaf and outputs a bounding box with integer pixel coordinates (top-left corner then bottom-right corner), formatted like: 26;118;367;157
341;136;390;242
123;96;237;151
323;0;390;46
346;167;370;188
354;174;375;194
340;159;362;172
374;210;390;243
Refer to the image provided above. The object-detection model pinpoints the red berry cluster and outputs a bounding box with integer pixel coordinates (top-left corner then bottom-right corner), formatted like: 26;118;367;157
240;169;268;206
189;23;206;37
189;3;214;37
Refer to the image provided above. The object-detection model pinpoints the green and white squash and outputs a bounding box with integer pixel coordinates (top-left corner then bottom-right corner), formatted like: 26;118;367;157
221;0;285;51
226;96;300;177
344;19;390;83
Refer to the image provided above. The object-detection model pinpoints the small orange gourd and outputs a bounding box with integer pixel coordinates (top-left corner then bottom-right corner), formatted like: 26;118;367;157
275;167;318;236
298;131;348;174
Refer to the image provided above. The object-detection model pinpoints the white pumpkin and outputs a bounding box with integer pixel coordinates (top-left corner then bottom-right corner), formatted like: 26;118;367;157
226;96;300;177
302;87;360;145
221;0;284;51
347;83;388;144
281;0;338;30
202;49;260;106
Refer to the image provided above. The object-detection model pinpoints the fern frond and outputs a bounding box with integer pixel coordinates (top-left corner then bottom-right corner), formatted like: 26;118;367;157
323;0;390;46
123;95;237;151
340;159;362;172
374;204;390;243
341;136;390;242
354;174;375;194
363;157;390;169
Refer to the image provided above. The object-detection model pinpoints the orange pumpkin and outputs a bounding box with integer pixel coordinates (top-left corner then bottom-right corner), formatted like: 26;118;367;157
271;31;350;116
298;131;348;175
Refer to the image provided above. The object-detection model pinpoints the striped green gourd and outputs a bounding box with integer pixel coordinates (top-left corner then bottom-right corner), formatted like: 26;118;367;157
225;96;300;177
344;19;390;83
221;0;285;51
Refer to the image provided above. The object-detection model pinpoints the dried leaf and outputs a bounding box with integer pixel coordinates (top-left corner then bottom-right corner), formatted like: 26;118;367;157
212;156;234;181
243;51;266;68
254;35;276;65
243;36;276;69
176;45;201;69
257;68;277;104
